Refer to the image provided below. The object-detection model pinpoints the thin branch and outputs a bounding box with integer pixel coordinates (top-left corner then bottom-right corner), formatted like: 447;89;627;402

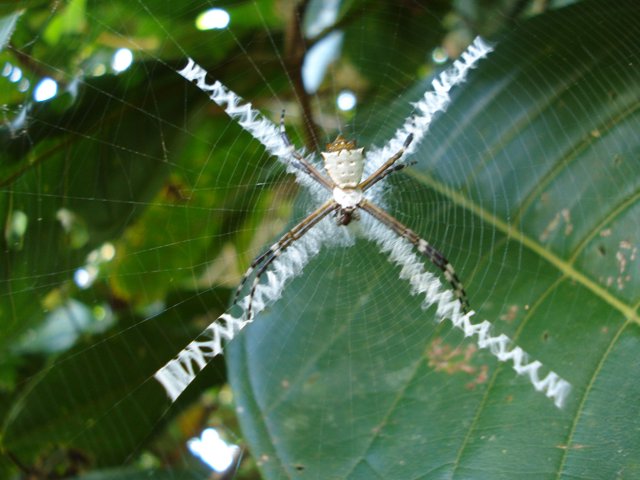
9;45;60;81
284;0;319;151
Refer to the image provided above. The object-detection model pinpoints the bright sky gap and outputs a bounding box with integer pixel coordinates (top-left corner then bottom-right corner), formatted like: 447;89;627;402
33;77;58;102
112;48;133;72
196;8;230;30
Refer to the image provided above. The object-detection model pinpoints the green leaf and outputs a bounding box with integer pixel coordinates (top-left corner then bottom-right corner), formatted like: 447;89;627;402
227;2;640;478
0;9;22;51
42;0;86;45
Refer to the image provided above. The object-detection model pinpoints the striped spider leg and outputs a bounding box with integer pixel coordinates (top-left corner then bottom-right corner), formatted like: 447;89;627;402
232;112;335;320
359;200;470;312
355;137;470;312
235;122;470;321
236;199;338;321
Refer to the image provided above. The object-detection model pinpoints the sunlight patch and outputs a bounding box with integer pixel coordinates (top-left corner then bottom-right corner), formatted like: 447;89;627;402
8;65;22;82
337;90;357;111
196;8;230;30
432;46;449;64
4;209;28;251
14;299;114;354
74;242;116;289
112;48;133;73
188;428;239;472
92;63;106;76
74;266;97;289
302;31;342;93
302;0;342;92
33;77;58;102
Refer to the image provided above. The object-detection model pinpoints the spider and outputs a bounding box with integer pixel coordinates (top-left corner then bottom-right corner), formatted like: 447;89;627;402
157;39;571;408
234;112;471;321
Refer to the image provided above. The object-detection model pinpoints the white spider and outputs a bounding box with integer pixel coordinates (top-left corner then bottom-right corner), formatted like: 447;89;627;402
234;116;470;322
154;37;571;408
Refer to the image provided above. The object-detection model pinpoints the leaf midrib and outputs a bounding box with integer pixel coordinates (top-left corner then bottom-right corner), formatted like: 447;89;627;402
409;169;639;324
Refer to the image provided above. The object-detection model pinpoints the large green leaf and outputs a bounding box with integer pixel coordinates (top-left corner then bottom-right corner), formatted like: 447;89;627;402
227;2;640;478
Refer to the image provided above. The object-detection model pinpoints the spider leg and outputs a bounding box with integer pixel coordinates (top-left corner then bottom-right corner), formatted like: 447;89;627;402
234;199;339;320
359;133;414;191
233;198;336;304
362;159;418;190
280;110;334;191
359;200;470;312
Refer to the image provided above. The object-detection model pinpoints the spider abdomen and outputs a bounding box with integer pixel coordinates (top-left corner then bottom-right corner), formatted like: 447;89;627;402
321;147;365;188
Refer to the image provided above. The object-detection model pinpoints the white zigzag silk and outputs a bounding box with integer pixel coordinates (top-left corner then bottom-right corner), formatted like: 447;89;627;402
361;216;571;408
175;57;328;202
364;37;493;178
154;219;346;401
155;37;571;408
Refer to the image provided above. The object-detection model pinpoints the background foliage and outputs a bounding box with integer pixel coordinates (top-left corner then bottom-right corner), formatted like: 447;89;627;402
1;1;639;479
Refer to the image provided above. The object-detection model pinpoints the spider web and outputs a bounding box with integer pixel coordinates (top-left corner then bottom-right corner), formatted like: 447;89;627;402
2;1;640;479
